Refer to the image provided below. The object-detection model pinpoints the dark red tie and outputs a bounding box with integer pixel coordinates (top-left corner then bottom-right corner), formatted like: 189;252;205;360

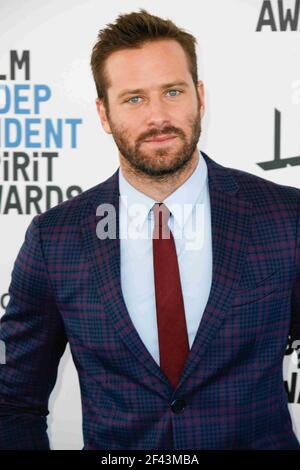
152;202;189;389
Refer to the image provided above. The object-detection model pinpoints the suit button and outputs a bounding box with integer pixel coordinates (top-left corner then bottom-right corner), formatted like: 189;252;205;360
170;398;186;413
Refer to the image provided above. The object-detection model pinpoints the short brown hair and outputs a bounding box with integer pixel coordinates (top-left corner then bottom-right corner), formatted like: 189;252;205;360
90;8;198;111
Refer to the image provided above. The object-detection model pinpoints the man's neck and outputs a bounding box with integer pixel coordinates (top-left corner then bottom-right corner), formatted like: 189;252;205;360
119;149;199;201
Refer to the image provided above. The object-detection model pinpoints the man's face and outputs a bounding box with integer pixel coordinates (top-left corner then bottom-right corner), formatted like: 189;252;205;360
96;39;205;177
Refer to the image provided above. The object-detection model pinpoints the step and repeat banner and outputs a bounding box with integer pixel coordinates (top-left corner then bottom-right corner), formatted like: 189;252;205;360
0;0;300;450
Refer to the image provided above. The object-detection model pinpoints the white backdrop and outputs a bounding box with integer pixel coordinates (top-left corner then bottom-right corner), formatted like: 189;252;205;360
0;0;299;449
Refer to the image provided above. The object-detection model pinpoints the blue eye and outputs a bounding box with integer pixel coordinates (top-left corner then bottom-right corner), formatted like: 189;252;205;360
127;96;142;104
167;89;181;97
126;89;182;104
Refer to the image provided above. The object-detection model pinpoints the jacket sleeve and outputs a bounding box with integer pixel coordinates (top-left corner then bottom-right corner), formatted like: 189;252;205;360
290;196;300;346
0;214;68;449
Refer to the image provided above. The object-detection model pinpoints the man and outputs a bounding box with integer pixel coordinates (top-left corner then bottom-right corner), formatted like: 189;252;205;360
0;8;300;450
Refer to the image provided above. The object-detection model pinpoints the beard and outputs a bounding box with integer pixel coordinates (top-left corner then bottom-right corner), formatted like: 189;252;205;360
106;102;201;178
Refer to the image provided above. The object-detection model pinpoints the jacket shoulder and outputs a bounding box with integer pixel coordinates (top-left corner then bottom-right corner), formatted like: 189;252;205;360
226;163;300;209
35;170;118;229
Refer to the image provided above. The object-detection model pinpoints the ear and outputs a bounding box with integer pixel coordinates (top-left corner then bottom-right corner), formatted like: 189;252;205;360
95;98;112;134
196;80;205;119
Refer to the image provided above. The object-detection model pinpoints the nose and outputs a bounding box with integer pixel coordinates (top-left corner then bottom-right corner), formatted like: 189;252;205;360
145;94;172;128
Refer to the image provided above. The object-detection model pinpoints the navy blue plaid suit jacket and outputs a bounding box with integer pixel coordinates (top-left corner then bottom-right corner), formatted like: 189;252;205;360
1;151;300;450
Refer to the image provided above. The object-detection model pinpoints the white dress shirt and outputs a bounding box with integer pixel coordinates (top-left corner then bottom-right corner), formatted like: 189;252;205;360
119;149;212;366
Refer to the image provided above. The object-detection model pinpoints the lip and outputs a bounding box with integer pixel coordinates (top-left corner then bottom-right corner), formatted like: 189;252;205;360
145;135;177;143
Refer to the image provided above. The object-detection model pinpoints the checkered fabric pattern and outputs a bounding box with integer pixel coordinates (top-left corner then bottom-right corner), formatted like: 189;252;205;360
1;151;300;450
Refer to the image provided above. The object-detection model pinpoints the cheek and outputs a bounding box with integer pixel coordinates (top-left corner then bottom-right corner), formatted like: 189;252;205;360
174;105;199;128
114;116;145;140
114;124;139;147
108;117;128;138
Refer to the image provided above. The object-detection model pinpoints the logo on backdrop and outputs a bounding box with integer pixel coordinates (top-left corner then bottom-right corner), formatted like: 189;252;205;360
285;336;300;404
0;50;83;214
0;293;9;311
256;0;300;32
257;109;300;170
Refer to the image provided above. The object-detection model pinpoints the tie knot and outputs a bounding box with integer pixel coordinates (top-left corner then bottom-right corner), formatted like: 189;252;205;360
152;202;171;228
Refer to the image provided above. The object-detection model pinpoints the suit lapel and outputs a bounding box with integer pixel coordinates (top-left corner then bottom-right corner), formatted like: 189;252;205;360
177;152;253;392
80;171;172;396
80;151;253;394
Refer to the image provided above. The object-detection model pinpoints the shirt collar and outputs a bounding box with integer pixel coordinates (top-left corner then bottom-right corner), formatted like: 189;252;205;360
118;148;208;231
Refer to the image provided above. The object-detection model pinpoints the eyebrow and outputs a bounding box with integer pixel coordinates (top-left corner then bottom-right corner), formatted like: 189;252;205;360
117;81;190;100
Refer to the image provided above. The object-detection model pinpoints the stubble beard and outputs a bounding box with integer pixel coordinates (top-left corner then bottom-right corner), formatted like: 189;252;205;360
107;105;201;180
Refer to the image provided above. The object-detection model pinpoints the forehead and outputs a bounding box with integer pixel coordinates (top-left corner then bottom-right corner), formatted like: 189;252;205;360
104;39;192;92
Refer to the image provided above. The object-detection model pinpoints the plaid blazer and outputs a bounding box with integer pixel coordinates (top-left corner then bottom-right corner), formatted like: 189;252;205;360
1;151;300;450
